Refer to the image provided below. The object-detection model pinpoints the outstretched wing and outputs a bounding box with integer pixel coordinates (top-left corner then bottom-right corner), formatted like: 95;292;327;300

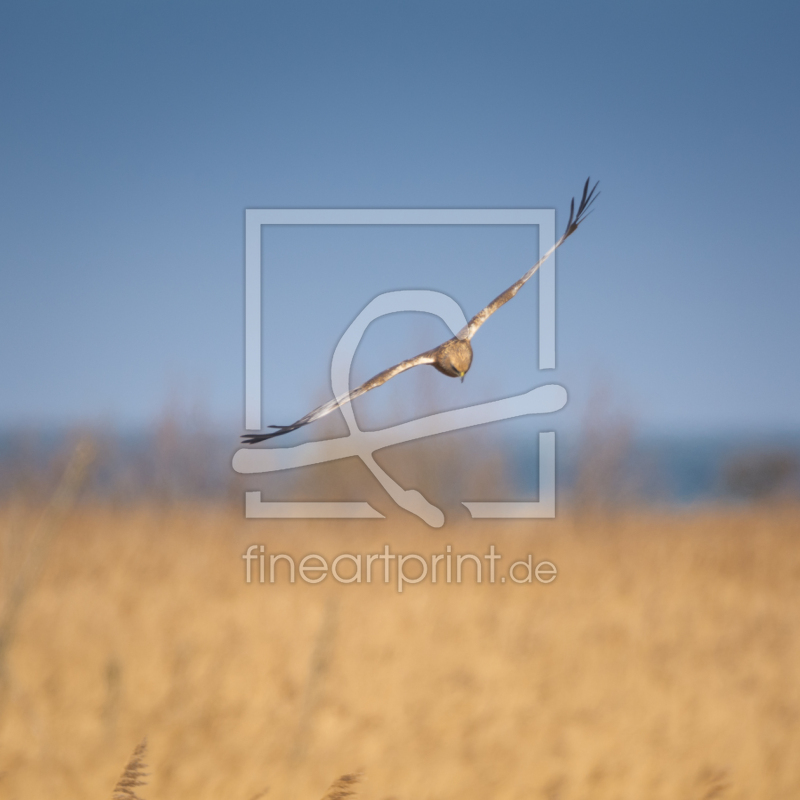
241;350;437;444
459;178;599;341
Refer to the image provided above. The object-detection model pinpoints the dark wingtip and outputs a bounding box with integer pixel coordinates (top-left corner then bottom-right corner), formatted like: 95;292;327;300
565;197;575;235
561;177;600;239
240;422;302;444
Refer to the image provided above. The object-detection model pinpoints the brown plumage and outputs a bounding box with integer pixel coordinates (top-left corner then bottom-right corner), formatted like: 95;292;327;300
242;179;598;445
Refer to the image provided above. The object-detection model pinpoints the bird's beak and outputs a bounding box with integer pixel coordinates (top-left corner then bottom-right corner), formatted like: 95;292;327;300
460;372;465;383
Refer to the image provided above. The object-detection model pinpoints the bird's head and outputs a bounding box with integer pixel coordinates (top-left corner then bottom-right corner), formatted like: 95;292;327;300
437;339;473;381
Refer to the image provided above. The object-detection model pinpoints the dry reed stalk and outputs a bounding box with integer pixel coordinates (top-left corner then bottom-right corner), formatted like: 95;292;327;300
102;655;123;739
109;738;352;800
289;597;339;765
572;387;636;519
319;773;361;800
111;738;148;800
0;440;94;711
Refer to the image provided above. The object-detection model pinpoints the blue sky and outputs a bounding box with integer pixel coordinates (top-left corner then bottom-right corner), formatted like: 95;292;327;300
1;0;798;438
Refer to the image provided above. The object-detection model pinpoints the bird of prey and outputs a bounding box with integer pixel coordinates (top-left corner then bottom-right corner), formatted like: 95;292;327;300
241;178;598;445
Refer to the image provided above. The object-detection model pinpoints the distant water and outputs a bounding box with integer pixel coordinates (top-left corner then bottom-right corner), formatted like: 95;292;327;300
2;427;799;506
512;431;800;505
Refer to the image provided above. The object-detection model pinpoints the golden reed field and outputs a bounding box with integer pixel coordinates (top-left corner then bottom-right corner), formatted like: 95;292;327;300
0;485;799;800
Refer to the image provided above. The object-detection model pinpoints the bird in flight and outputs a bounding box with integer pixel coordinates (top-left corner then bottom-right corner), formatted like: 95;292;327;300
242;178;598;445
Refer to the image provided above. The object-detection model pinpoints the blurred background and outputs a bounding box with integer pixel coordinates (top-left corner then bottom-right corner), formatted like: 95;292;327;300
2;0;800;506
1;2;799;799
